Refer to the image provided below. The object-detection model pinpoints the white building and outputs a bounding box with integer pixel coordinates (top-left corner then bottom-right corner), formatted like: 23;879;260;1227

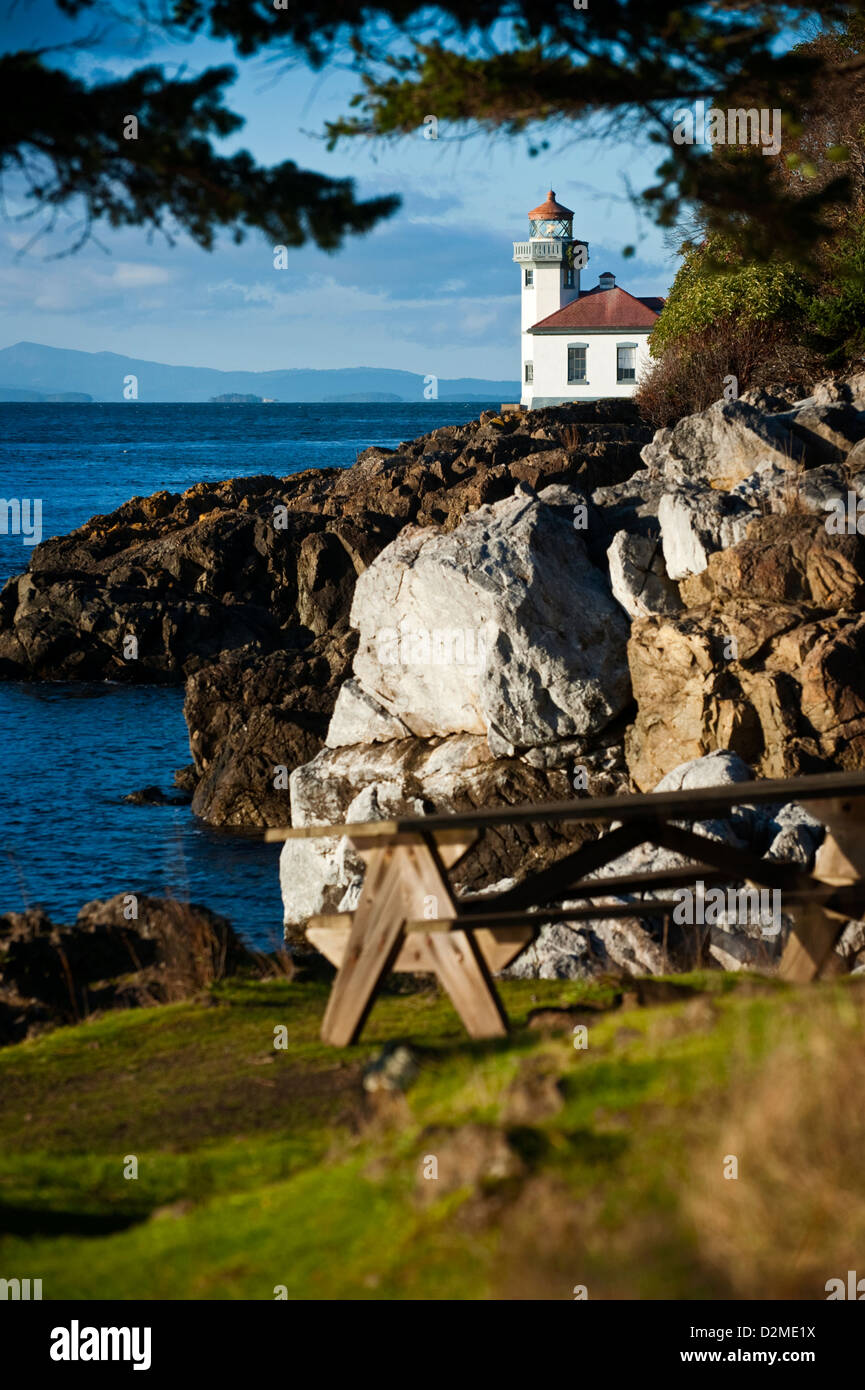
513;191;663;407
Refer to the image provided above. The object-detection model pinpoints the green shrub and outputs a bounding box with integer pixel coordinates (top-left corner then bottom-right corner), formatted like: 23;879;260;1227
804;214;865;360
650;237;809;358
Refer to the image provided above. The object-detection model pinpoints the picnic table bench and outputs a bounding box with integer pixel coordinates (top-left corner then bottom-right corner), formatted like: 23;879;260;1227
266;770;865;1047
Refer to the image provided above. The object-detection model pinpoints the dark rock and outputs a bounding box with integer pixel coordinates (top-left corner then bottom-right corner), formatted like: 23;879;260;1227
0;409;651;684
123;785;190;806
0;895;256;1046
184;632;355;826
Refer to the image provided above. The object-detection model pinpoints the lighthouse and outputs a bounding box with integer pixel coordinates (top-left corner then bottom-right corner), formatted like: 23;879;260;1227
513;190;663;407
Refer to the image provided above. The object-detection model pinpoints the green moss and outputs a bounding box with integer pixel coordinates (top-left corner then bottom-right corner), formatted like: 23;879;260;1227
1;972;862;1298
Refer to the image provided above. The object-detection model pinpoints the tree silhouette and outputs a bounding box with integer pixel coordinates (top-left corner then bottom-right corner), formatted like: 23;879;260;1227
2;0;863;256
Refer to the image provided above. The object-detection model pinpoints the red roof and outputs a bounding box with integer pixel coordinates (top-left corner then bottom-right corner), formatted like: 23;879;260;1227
528;190;574;220
530;285;664;331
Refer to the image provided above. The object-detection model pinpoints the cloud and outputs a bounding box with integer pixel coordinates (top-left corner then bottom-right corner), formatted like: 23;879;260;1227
109;263;174;288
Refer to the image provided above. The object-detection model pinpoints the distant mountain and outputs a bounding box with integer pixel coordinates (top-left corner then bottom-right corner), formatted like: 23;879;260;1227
323;391;404;403
0;342;518;404
0;384;93;402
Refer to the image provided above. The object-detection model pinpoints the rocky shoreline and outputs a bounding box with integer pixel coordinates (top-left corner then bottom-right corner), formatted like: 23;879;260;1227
5;379;865;1007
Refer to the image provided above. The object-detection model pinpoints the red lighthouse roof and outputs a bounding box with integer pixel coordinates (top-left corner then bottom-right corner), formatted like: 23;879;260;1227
528;190;574;220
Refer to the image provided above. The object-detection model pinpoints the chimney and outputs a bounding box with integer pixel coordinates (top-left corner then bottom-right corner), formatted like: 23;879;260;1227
598;271;616;289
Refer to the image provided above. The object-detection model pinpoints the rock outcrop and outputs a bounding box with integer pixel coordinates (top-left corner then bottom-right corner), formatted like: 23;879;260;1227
9;372;865;985
0;896;256;1047
626;513;865;789
0;403;650;685
329;486;631;757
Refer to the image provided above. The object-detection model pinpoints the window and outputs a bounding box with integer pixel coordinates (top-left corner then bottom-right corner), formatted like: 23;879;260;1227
524;268;534;287
563;266;574;288
617;344;637;382
524;362;533;383
567;344;587;383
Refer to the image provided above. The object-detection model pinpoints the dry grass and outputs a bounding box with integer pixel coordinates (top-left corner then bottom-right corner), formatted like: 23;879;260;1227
145;899;282;1002
561;423;582;455
636;322;820;429
683;989;865;1299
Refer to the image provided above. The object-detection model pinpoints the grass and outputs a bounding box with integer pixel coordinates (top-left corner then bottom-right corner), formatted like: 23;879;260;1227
1;970;864;1299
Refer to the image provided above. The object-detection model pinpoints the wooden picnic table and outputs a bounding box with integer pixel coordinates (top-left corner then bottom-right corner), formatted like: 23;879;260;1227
266;769;865;1046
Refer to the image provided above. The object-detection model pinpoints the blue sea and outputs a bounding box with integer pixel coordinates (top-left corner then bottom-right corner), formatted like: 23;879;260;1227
0;402;494;944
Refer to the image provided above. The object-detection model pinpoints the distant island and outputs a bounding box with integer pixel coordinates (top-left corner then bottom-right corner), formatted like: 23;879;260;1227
0;385;93;403
0;342;518;403
210;393;272;404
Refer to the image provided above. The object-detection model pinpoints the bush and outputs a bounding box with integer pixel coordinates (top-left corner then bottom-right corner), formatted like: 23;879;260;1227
649;237;809;359
636;320;819;429
805;213;865;361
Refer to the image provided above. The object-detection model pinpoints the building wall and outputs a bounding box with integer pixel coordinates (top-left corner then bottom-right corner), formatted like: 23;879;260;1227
519;260;580;333
522;329;653;406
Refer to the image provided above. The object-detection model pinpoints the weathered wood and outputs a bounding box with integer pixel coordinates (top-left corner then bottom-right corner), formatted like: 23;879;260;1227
779;902;847;983
801;797;865;879
346;830;478;863
650;821;809;891
277;772;865;1047
424;930;509;1039
471;926;534;973
320;848;410;1046
265;770;865;841
481;821;653;914
307;918;442;972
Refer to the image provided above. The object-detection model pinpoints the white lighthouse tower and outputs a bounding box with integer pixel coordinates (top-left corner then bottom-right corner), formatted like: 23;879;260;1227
512;191;587;407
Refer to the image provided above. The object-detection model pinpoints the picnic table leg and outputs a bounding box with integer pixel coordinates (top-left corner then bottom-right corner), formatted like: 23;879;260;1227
424;930;509;1039
778;902;847;983
402;836;510;1039
780;796;865;981
320;847;410;1047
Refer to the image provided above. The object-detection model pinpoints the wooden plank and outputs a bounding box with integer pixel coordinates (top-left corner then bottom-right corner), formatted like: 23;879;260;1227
264;770;865;841
407;901;682;932
350;830;476;869
482;821;653;915
779;901;847;983
472;926;534;972
801;797;865;878
265;820;400;843
650;821;807;891
320;848;410;1047
310;921;531;975
424;930;509;1039
393;839;513;1034
307;919;442;972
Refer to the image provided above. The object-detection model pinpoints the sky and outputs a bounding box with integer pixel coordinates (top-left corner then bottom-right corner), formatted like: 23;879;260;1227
0;0;680;379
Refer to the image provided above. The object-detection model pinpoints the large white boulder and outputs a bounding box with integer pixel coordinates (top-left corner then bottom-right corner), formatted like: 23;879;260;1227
606;529;681;619
641;398;807;488
279;732;577;932
329;486;631;757
658;486;752;580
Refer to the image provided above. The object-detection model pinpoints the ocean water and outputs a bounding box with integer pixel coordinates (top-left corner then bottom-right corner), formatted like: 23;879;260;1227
0;402;494;943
